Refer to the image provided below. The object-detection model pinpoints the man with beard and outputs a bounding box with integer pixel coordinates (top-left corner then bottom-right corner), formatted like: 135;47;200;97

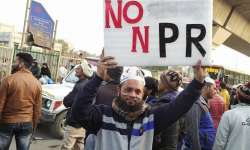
181;77;216;150
0;53;42;150
61;60;93;150
84;66;123;150
71;55;206;150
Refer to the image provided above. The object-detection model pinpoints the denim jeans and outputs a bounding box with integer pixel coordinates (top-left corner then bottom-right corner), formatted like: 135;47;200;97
0;122;33;150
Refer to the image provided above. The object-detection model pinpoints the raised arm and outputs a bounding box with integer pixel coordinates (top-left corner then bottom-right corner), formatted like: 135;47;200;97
71;54;117;132
154;60;205;133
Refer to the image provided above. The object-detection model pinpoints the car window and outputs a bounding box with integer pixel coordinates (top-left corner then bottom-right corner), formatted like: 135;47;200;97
65;69;79;83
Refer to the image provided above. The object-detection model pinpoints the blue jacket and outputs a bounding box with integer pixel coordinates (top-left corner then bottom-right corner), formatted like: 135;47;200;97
72;75;203;150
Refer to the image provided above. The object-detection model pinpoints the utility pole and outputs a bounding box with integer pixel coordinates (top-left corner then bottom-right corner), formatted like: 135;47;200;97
20;0;31;49
53;20;61;82
51;20;58;50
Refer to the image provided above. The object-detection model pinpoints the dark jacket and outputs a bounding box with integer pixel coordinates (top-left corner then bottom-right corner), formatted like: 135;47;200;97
152;91;180;150
95;81;119;106
63;79;88;128
146;96;158;105
71;75;203;150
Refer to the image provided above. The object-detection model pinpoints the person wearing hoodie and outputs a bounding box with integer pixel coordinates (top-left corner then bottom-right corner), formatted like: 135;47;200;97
152;70;183;150
71;55;206;150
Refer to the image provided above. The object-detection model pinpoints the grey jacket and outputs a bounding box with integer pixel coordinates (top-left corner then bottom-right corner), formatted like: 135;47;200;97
183;96;216;150
213;103;250;150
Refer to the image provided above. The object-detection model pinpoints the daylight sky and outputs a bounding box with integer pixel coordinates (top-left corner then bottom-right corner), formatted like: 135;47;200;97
1;0;250;74
0;0;104;55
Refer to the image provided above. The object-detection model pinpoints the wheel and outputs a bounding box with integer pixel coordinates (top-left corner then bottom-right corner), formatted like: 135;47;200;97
50;111;67;139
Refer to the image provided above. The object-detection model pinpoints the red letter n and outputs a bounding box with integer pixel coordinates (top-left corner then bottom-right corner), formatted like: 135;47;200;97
105;0;122;28
132;26;149;53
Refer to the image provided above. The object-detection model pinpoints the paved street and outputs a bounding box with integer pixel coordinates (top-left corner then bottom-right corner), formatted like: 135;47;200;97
10;124;62;150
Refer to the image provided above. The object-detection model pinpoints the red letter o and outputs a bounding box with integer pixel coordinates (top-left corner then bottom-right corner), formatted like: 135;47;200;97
123;1;143;24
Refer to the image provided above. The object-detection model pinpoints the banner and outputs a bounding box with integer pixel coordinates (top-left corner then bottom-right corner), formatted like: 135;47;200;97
28;0;54;49
104;0;213;66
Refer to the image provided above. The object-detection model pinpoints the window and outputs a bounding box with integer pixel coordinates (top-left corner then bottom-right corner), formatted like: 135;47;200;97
64;69;79;83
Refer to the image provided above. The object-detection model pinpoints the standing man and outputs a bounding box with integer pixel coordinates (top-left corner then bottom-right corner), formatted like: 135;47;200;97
208;92;225;130
71;55;206;150
61;60;93;150
152;70;183;150
0;53;42;150
85;66;123;150
182;77;216;150
213;82;250;150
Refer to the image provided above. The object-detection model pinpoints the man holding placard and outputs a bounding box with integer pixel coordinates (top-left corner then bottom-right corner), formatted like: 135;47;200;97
72;0;213;149
71;53;206;150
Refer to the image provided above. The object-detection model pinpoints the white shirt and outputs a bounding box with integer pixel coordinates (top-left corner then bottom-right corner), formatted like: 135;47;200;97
213;103;250;150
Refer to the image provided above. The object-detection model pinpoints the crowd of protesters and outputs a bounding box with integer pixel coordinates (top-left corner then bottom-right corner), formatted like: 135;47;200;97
0;52;250;150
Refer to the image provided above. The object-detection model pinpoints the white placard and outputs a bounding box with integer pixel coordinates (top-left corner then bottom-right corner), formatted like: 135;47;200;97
104;0;213;66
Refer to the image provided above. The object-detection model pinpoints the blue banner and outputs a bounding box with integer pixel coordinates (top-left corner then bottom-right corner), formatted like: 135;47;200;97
28;0;54;49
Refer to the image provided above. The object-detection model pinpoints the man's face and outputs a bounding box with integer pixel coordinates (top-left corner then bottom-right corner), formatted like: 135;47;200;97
75;66;84;78
204;84;217;99
118;80;144;106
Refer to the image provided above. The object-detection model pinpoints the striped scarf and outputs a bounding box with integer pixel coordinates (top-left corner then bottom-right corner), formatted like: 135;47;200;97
112;97;149;121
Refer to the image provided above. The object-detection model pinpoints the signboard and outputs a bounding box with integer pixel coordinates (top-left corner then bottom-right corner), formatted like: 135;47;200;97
28;0;54;49
104;0;213;66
